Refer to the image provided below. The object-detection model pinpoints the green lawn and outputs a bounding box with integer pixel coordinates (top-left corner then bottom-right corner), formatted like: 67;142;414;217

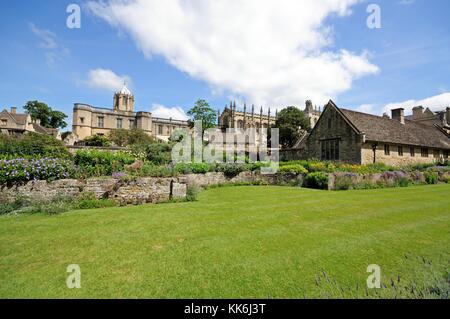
0;185;449;298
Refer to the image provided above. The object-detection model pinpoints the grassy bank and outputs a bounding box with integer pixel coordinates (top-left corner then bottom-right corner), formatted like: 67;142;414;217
0;185;449;298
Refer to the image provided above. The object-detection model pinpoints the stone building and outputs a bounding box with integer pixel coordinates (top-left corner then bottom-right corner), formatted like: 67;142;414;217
302;100;450;165
407;106;450;134
303;100;322;128
0;107;61;139
217;100;321;131
218;101;277;130
71;84;189;143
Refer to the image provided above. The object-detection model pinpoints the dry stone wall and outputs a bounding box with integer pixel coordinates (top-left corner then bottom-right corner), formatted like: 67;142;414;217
1;170;449;205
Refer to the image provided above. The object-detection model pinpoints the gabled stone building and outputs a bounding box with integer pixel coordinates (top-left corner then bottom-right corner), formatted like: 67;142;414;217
0;107;61;139
303;100;450;165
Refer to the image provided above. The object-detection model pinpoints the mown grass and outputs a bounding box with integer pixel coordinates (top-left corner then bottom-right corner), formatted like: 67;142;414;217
0;184;449;298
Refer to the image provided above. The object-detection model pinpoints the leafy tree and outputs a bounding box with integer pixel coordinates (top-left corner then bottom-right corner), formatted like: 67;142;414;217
23;101;68;129
187;99;217;133
275;106;310;149
83;135;111;147
109;129;155;147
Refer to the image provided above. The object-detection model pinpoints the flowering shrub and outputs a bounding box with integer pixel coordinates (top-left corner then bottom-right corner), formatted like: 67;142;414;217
279;164;308;174
0;158;75;185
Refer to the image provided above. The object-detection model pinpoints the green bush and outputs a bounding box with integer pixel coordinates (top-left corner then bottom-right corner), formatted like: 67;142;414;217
217;163;247;178
108;129;155;147
83;135;111;147
305;172;329;190
146;143;173;165
279;164;308;174
74;150;135;177
424;171;438;185
174;162;214;175
0;133;71;159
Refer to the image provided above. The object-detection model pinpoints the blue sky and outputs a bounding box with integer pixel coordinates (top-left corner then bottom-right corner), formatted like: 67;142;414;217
0;0;449;130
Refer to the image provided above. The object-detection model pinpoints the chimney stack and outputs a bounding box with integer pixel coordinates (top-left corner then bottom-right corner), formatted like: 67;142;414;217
10;107;17;114
391;108;405;124
412;106;424;120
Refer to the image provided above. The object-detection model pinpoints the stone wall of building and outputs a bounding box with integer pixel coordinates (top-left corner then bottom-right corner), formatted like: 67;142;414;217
304;105;363;163
361;142;446;166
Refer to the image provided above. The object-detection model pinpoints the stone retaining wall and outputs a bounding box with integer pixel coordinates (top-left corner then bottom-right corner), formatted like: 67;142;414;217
0;172;275;205
327;170;450;190
1;170;449;205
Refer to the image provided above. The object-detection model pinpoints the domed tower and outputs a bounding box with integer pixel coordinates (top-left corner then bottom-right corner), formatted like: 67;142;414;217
113;82;134;112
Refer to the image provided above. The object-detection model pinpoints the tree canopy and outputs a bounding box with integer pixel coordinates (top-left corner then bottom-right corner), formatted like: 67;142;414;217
187;99;217;132
275;106;310;149
23;101;68;129
108;129;155;147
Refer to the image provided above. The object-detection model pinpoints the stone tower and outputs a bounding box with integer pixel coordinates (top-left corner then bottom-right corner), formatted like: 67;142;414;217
113;82;135;112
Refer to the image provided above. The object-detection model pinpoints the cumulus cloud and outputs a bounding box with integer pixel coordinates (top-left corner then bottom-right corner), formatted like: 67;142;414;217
383;92;450;115
87;0;379;108
86;68;131;92
150;104;189;121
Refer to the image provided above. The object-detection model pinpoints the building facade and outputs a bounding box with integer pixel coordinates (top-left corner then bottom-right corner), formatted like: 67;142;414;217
303;100;450;165
218;101;277;131
71;84;189;143
218;100;321;131
0;107;60;139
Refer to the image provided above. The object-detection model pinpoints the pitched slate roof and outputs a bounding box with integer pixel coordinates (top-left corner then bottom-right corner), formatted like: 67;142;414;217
0;109;28;125
337;107;450;149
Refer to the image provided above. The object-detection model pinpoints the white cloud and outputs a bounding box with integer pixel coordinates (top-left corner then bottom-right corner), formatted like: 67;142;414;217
356;104;374;113
383;92;450;115
87;0;379;108
150;104;189;121
30;23;58;49
398;0;415;5
29;23;69;68
86;68;131;92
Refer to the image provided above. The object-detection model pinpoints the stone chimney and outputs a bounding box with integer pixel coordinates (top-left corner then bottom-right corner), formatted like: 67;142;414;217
412;106;424;120
391;108;405;124
10;106;17;114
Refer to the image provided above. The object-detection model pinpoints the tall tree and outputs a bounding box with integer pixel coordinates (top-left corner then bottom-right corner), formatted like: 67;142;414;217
23;101;68;129
275;106;310;149
187;99;217;133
